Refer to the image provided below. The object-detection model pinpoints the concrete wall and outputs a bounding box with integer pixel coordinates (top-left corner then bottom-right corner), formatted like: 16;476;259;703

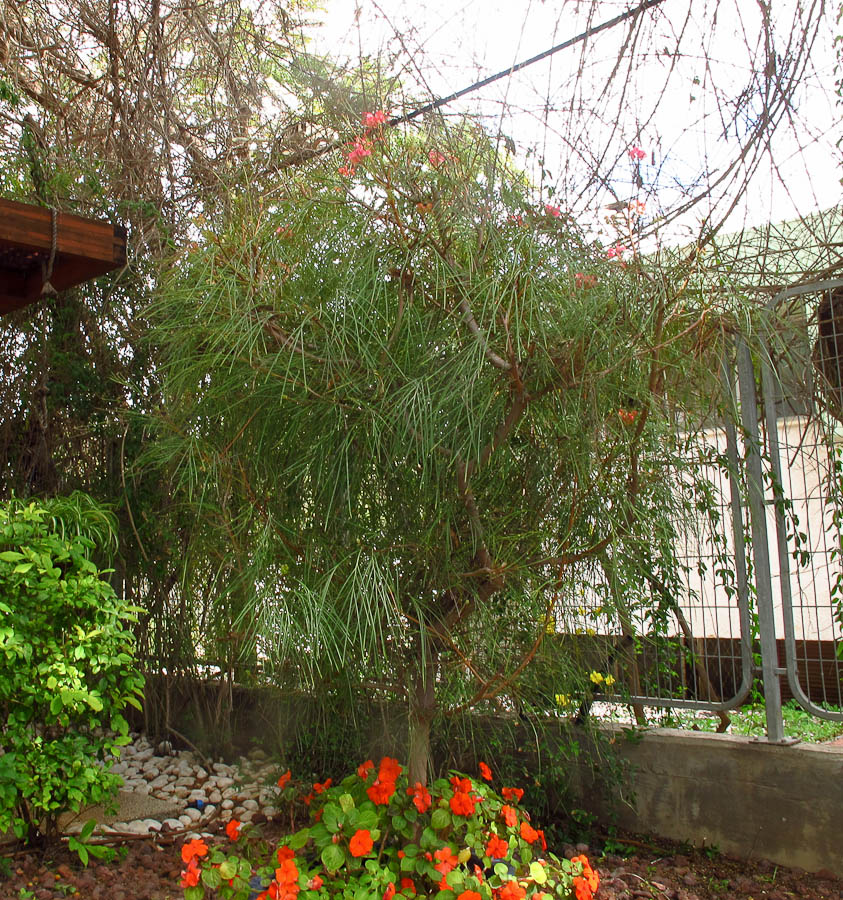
587;726;843;877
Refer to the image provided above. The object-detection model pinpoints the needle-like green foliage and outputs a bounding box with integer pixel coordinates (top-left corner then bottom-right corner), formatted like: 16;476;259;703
147;116;730;781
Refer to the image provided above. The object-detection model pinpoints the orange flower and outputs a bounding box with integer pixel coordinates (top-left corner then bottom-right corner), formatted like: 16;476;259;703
537;828;547;851
367;779;396;805
433;846;459;876
383;882;396;900
497;881;526;900
277;846;295;864
277;769;291;789
501;805;517;828
573;877;592;900
501;787;524;803
519;820;539;843
378;757;403;782
275;858;299;885
450;775;472;793
349;828;374;857
401;877;416;894
407;781;432;813
181;838;208;864
179;857;201;888
313;778;332;795
226;819;242;842
307;875;323;890
357;759;375;779
457;893;482;900
478;761;493;781
485;833;509;858
449;790;478;816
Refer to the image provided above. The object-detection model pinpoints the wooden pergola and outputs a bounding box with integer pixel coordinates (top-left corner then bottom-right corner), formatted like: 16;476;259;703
0;198;127;314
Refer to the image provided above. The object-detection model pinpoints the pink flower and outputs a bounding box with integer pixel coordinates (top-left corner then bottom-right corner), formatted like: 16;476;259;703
347;139;372;166
606;244;628;260
363;110;388;129
628;146;646;161
507;214;525;227
544;203;561;218
428;149;446;167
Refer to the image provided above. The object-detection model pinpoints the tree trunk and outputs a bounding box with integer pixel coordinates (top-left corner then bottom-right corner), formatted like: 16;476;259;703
407;647;437;786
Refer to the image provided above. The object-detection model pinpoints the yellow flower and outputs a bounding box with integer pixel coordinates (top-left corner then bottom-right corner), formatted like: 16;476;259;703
555;693;570;707
589;671;604;685
604;674;616;687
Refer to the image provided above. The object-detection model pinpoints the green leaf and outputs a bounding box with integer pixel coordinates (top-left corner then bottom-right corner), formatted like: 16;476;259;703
321;843;345;873
339;792;355;814
184;886;204;900
219;859;237;880
0;550;24;561
530;861;547;884
288;827;311;850
80;819;97;841
203;866;223;888
13;563;33;574
430;808;450;830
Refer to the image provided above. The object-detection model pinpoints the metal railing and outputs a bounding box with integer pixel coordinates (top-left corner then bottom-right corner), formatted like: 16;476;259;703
583;279;843;742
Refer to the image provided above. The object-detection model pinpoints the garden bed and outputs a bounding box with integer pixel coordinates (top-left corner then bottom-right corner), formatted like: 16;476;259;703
2;823;840;900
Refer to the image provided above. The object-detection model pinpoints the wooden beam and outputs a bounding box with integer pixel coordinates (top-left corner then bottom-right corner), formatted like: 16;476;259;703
0;198;127;313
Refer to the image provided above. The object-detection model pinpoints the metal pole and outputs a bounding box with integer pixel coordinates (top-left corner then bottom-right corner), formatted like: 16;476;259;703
736;339;786;743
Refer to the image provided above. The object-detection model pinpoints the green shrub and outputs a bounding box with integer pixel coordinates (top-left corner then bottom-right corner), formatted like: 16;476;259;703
0;496;144;844
177;758;600;900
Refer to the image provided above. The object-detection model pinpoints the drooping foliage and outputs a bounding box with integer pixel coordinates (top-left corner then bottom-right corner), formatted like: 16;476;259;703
148;115;731;780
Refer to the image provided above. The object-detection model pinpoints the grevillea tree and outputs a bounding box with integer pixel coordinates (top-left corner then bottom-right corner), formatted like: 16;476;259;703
148;113;728;784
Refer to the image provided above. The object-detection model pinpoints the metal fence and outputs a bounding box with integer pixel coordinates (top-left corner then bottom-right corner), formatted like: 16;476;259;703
587;279;843;742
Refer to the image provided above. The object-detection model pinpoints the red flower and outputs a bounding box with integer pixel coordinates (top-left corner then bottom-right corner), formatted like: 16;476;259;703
338;164;355;177
277;769;291;789
571;856;599;892
544;203;561;218
378;757;403;782
383;883;396;900
497;881;526;900
349;828;374;857
314;778;332;795
501;787;524;803
618;407;638;425
307;875;323;890
486;833;509;858
226;819;242;842
347;139;372;166
358;759;375;779
574;272;597;290
367;779;396;805
573;877;592;900
501;805;517;828
400;877;416;894
407;781;432;813
449;775;472;793
478;761;493;781
277;846;294;864
434;846;459;876
628;145;646;160
449;790;478;816
363;110;388;129
537;828;547;851
179;857;201;888
275;858;299;885
519;820;539;843
181;838;208;864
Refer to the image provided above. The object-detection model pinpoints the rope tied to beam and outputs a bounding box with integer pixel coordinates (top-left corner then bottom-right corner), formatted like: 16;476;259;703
40;207;58;296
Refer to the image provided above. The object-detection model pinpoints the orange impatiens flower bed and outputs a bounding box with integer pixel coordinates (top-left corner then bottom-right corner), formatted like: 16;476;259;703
175;757;599;900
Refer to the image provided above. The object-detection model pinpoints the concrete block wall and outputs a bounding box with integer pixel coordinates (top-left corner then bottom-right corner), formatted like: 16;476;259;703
588;727;843;876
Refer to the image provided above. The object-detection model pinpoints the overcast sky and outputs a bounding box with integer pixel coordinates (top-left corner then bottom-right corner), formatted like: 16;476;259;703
308;0;841;247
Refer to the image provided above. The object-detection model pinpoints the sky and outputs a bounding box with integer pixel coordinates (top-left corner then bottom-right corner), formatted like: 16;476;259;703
306;0;842;248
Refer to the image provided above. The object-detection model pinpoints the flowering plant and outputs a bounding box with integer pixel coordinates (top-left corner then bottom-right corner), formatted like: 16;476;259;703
179;759;599;900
